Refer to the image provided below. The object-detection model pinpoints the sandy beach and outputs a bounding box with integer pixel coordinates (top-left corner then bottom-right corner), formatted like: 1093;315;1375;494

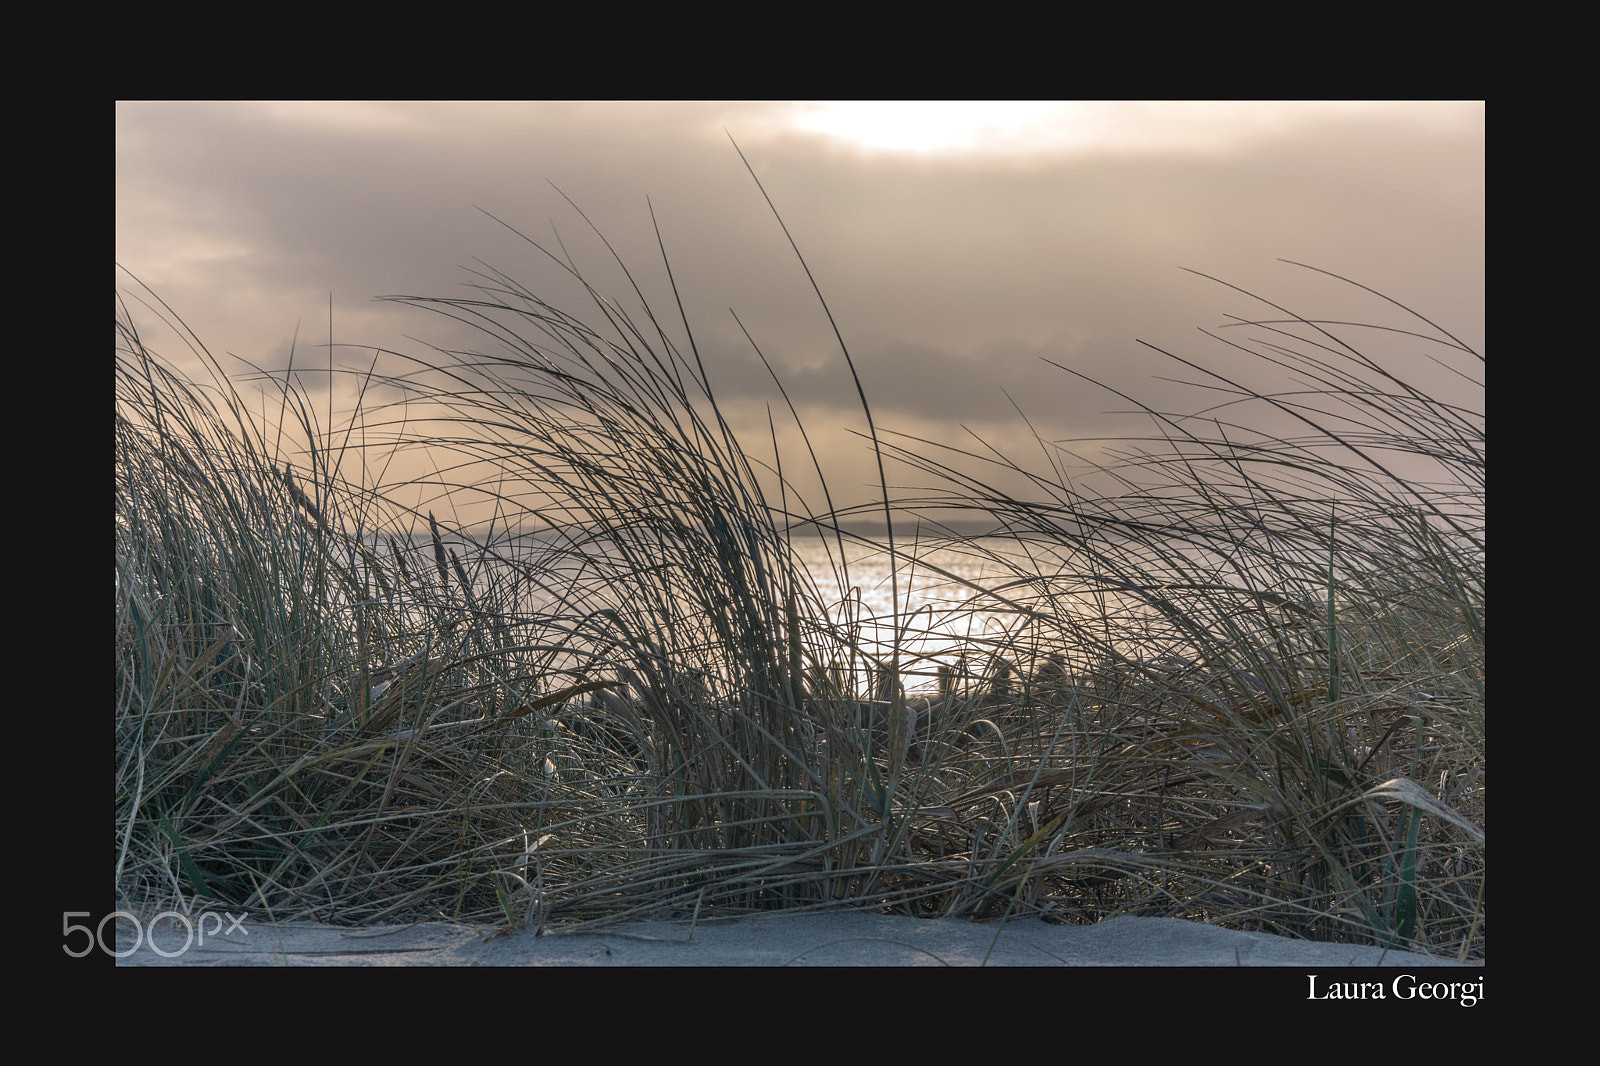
113;909;1480;968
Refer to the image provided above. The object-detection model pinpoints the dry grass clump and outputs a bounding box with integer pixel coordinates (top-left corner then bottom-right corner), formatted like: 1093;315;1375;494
867;264;1483;958
115;175;1481;959
116;281;633;926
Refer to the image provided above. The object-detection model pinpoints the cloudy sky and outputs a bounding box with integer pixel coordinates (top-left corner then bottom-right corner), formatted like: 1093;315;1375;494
116;101;1484;532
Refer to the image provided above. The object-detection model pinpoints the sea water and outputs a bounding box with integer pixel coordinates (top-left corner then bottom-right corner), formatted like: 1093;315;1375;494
367;527;1117;695
782;533;1084;694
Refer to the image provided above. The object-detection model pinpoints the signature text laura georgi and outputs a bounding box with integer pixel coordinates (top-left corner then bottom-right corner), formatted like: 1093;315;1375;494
1308;975;1483;1006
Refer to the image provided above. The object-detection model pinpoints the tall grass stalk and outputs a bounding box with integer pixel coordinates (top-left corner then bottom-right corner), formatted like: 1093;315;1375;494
116;184;1481;959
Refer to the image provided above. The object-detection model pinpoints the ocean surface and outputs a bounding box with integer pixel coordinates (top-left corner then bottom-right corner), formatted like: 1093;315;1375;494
782;534;1075;694
380;528;1110;696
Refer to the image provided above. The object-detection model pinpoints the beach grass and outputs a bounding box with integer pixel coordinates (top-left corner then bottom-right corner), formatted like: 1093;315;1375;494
115;178;1482;958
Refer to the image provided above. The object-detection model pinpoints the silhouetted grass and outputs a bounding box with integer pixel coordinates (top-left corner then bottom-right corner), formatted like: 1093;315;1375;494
115;166;1482;959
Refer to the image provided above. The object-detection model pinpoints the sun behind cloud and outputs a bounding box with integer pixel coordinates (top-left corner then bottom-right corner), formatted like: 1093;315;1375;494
778;100;1421;161
786;101;1085;156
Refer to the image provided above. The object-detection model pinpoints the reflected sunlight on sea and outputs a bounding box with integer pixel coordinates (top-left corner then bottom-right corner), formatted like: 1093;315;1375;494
786;534;1066;693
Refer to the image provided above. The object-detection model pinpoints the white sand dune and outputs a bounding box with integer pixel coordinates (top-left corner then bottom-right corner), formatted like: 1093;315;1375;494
114;909;1479;968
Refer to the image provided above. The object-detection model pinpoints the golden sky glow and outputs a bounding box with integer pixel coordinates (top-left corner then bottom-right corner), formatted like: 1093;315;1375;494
117;101;1482;523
